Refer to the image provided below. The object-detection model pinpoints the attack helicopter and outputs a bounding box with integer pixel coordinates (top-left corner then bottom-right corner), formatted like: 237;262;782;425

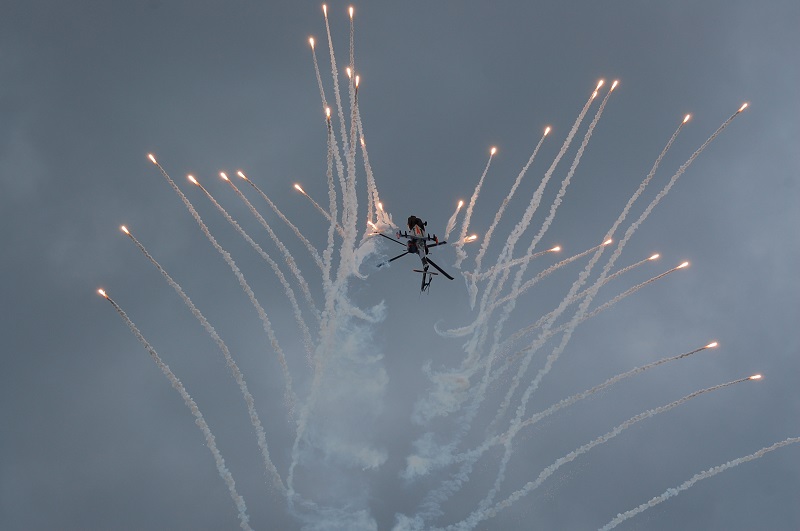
375;216;454;293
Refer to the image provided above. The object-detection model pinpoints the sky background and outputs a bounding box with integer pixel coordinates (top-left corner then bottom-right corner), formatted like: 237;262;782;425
1;1;798;529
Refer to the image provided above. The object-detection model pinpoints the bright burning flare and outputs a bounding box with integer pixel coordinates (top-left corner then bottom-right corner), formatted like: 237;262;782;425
349;6;354;18
309;37;315;49
649;254;660;260
97;289;108;298
592;91;598;100
596;79;605;90
147;153;157;164
294;184;306;194
378;202;384;211
355;75;360;88
346;67;352;78
458;200;464;208
220;172;229;181
326;107;331;119
603;239;613;246
706;342;718;349
121;225;129;235
738;103;749;112
490;147;497;156
464;234;478;243
544;126;551;136
322;4;327;16
749;374;762;380
683;114;692;123
678;261;689;269
187;175;199;186
237;171;247;180
610;80;619;91
367;221;377;229
550;246;561;252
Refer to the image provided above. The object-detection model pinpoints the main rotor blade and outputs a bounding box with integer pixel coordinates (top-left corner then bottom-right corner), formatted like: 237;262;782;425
374;232;406;247
425;257;454;280
385;251;411;263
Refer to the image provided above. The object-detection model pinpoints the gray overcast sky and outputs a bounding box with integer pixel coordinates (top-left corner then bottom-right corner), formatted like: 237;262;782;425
1;1;798;530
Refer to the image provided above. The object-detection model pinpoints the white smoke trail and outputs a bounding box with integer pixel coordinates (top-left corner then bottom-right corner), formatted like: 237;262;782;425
472;89;617;442
148;159;297;415
322;9;350;231
309;37;328;110
237;171;323;271
480;83;598;310
440;86;600;398
451;377;755;531
590;107;745;314
453;151;494;268
322;124;338;295
323;5;358;258
438;263;689;519
491;261;688;431
357;118;388;231
472;109;729;506
444;200;464;241
495;83;616;316
121;228;288;495
434;243;599;340
208;177;319;321
472;246;557;282
408;342;717;520
599;436;800;531
207;176;317;359
98;290;251;530
495;254;659;358
297;184;345;237
469;128;550;305
505;107;746;438
485;342;717;458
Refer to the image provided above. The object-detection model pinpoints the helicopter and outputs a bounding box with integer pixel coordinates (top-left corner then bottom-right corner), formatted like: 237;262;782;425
375;215;454;292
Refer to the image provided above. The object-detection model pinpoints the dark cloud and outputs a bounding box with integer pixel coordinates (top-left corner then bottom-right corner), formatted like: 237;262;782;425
2;1;798;529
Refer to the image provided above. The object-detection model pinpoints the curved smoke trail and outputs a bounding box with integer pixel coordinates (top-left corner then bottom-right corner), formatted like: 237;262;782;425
599;436;800;531
99;291;251;530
